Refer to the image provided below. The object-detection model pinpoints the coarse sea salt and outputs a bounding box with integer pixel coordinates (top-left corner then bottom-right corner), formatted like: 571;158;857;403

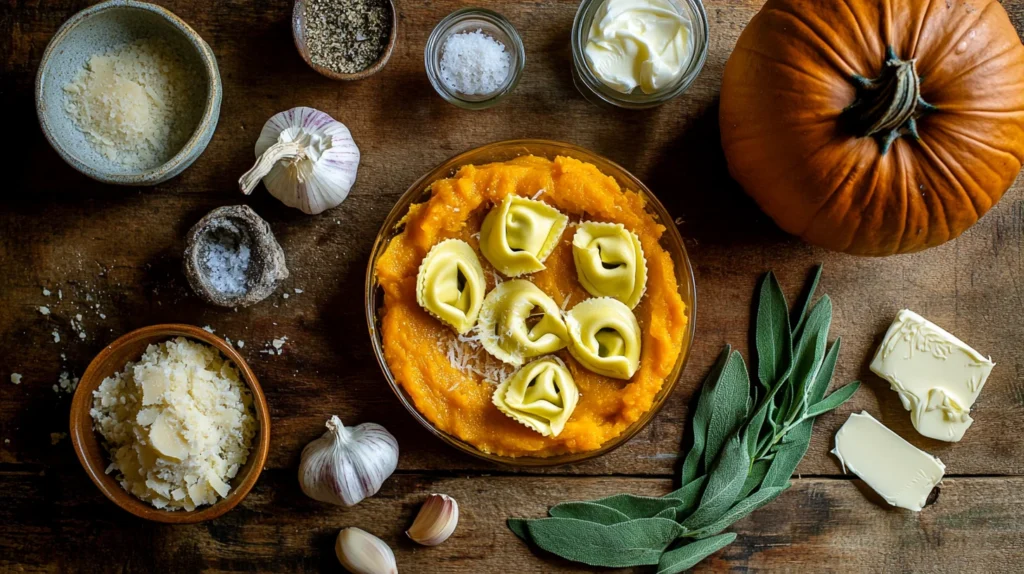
203;222;251;297
439;29;510;96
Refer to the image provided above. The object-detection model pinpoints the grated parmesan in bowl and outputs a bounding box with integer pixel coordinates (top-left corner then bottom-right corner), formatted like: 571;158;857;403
89;337;257;512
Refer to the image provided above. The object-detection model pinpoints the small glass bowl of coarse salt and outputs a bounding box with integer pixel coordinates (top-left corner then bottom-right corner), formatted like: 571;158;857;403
425;8;525;110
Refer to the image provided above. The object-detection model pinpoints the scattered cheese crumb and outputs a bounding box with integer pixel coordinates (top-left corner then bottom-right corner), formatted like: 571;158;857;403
39;306;50;315
42;288;51;297
10;373;22;385
53;331;61;343
283;293;289;299
294;288;304;294
202;325;215;333
237;340;245;349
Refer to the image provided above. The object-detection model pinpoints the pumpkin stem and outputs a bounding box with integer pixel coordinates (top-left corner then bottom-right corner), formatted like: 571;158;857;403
845;47;935;154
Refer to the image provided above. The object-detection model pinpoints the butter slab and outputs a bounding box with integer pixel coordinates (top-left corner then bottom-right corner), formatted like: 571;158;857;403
832;411;945;511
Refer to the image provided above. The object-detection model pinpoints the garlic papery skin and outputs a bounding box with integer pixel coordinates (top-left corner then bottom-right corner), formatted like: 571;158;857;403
239;107;360;215
406;493;459;546
335;528;398;574
298;415;398;506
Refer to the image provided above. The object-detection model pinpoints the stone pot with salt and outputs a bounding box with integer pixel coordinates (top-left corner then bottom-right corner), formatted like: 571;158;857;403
184;205;289;307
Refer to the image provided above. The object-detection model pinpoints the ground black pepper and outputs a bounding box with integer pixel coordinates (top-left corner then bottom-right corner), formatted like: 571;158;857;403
304;0;391;75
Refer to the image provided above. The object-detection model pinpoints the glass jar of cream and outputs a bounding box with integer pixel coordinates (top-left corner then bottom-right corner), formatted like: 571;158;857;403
571;0;709;109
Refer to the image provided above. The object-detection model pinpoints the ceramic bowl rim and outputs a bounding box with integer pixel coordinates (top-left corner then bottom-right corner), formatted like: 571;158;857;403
69;324;271;523
34;0;222;185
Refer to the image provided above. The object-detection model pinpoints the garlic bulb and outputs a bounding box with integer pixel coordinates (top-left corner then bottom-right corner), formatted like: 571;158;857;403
406;494;459;546
298;415;398;506
239;107;360;215
336;527;397;574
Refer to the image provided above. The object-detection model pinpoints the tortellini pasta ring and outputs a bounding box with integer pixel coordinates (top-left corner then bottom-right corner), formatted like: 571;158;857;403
477;280;569;366
479;194;569;277
415;239;487;334
493;356;579;437
565;297;642;380
572;221;648;309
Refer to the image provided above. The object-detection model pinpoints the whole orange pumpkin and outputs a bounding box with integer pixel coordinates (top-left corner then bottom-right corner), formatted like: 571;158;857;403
720;0;1024;255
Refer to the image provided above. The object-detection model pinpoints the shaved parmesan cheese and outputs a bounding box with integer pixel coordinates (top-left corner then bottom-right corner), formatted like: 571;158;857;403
90;337;256;511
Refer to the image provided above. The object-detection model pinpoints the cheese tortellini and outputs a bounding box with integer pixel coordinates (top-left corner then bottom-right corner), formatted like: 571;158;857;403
566;298;642;380
572;222;648;309
478;280;568;365
493;356;579;437
415;239;486;334
479;195;569;277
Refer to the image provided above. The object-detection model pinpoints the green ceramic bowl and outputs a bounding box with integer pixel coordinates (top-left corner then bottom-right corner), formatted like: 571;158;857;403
35;0;222;186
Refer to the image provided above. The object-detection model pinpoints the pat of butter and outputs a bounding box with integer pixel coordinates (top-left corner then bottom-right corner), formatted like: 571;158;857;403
869;309;994;442
832;412;945;511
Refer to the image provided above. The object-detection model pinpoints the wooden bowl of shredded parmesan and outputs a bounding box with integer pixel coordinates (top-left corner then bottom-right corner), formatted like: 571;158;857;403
70;324;270;523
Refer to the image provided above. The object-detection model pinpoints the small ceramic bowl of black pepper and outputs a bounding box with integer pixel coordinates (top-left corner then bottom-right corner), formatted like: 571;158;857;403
292;0;397;81
424;8;526;110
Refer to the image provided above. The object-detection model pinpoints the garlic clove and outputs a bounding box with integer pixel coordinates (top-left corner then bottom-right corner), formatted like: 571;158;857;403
336;527;398;574
406;493;459;546
298;415;399;506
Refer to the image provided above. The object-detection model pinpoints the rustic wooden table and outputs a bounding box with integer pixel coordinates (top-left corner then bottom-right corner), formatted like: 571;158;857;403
3;0;1024;571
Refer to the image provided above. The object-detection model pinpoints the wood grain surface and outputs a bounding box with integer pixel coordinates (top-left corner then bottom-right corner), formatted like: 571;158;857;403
2;0;1024;571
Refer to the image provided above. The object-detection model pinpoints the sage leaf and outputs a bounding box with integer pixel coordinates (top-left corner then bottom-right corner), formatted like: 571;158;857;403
655;507;677;521
792;264;823;335
681;346;730;485
744;399;769;459
755;272;792;390
690;486;788;539
740;459;770;498
548;501;631;525
789;295;832;415
805;338;842;406
525;517;683;567
762;420;813;488
657;533;737;574
664;475;706;519
587;493;680;519
704;352;750;471
508;518;529;542
683;434;750;530
805;381;861;419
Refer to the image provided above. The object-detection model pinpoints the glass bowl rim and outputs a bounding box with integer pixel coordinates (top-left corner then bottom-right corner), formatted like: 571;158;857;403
423;7;527;110
364;138;697;467
570;0;710;109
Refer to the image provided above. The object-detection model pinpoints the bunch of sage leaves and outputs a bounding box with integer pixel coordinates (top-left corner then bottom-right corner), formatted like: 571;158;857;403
508;267;861;573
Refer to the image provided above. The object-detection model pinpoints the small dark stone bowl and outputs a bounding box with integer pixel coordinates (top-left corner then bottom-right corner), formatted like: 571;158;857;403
184;205;288;307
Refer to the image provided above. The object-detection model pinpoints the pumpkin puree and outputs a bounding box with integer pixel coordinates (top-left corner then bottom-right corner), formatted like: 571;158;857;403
376;155;688;458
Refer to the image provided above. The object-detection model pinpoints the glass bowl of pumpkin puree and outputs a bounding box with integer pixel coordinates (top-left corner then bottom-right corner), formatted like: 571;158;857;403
365;140;696;466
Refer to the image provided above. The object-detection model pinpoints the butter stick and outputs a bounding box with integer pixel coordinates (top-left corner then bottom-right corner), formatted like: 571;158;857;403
869;309;994;442
832;411;945;512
